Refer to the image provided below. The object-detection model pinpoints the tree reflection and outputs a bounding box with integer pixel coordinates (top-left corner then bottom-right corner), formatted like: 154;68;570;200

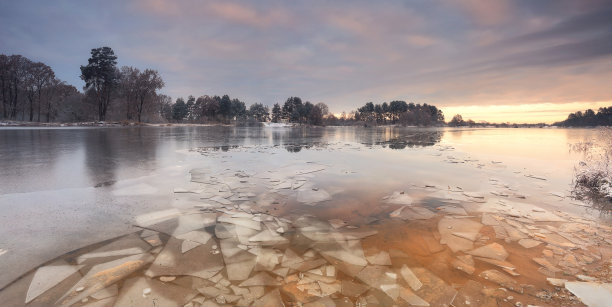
190;127;445;154
84;128;159;187
0;129;67;193
285;144;302;152
377;131;444;150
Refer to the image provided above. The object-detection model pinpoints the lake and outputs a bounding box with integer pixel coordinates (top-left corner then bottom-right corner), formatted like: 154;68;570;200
0;126;610;306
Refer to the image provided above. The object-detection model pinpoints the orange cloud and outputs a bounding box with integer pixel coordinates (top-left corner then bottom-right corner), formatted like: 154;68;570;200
449;0;514;26
134;0;290;28
405;34;438;47
207;2;287;28
135;0;181;16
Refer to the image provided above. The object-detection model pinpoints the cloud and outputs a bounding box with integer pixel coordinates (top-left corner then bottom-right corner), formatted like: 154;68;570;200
134;0;291;28
502;7;612;46
206;2;289;28
1;0;612;123
446;0;515;26
404;35;438;47
135;0;182;16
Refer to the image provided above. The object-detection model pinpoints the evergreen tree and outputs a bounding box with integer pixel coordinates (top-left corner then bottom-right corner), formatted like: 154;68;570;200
80;47;118;121
172;97;188;122
271;103;281;123
248;103;269;122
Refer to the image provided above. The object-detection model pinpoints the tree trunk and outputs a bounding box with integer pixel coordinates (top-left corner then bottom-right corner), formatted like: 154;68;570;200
37;88;41;122
10;81;18;120
28;94;34;122
96;85;104;121
1;78;7;118
46;88;54;122
137;95;144;123
101;88;111;122
47;99;51;122
98;95;104;121
99;100;105;121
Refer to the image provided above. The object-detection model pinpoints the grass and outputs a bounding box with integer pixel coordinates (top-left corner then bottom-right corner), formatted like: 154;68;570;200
570;128;612;213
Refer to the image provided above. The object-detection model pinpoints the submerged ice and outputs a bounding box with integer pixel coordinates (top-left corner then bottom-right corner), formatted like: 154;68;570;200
6;153;612;307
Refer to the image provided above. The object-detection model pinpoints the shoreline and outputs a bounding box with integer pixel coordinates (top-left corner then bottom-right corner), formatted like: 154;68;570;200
0;120;606;129
0;120;233;128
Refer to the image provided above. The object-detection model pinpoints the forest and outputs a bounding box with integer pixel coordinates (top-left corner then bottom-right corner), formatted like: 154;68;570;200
355;101;445;126
1;47;448;127
0;48;167;123
554;107;612;127
7;48;609;128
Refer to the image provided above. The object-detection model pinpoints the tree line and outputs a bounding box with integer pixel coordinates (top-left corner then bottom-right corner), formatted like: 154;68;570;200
163;94;265;124
446;107;612;128
0;54;80;122
448;114;549;128
1;47;167;123
0;49;335;125
162;95;331;125
10;47;607;128
2;46;450;127
554;107;612;127
355;101;445;126
80;47;165;122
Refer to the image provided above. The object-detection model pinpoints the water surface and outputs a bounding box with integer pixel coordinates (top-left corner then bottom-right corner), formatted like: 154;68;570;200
0;126;609;306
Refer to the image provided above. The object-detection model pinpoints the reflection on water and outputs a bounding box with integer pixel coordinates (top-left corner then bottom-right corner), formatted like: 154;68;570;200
374;131;444;150
1;126;611;306
0;126;447;195
195;128;444;153
84;129;161;188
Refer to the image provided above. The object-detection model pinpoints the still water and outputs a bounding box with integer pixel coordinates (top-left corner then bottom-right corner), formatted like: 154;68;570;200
0;126;609;306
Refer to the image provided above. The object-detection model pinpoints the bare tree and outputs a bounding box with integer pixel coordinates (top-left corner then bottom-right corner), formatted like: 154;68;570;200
118;66;139;120
26;62;54;121
155;94;173;122
0;55;8;118
4;55;30;120
315;102;329;116
134;69;164;122
24;62;36;121
45;80;78;122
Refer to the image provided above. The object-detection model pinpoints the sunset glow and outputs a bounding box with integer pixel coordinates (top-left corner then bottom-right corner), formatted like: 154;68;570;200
444;101;612;124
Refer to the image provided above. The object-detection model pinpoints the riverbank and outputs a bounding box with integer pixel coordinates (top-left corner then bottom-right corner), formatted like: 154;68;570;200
0;120;146;128
0;120;555;129
0;120;234;128
0;120;308;128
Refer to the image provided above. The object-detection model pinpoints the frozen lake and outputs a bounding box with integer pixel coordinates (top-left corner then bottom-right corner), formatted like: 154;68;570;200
0;126;610;306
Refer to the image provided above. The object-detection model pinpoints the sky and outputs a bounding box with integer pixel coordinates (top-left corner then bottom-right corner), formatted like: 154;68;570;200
1;0;611;123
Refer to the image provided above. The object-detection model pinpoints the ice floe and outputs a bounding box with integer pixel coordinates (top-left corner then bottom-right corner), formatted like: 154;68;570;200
7;158;612;307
